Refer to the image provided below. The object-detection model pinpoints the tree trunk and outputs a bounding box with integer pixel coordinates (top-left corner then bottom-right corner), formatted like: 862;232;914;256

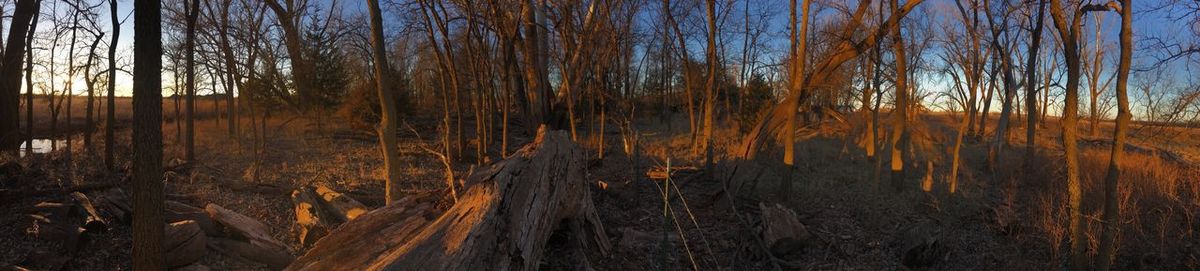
24;5;40;157
1047;1;1089;269
0;0;40;153
1024;0;1047;163
132;0;165;268
702;0;720;181
1097;2;1131;269
185;0;199;162
737;0;924;159
84;32;104;153
289;129;610;270
888;0;910;192
368;0;403;205
105;0;119;169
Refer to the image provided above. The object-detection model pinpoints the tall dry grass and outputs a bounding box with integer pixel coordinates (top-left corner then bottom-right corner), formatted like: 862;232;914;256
1027;146;1199;265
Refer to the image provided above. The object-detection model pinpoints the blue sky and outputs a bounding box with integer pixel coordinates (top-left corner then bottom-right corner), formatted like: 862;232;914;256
10;0;1197;119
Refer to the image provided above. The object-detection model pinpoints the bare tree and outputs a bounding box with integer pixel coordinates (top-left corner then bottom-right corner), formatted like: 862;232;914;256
185;0;198;161
1047;1;1114;269
24;0;42;157
131;0;165;268
701;0;720;180
366;0;402;205
0;0;41;153
1097;1;1131;269
1023;0;1047;163
105;0;118;169
888;0;912;191
782;0;812;198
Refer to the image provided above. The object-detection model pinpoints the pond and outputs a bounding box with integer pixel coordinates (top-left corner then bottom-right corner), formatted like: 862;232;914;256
20;138;65;157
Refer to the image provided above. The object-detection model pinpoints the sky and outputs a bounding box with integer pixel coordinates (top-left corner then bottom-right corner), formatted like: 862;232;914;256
6;0;1197;119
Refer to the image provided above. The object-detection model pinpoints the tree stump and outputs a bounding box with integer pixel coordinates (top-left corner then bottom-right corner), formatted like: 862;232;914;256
288;128;611;270
759;202;811;258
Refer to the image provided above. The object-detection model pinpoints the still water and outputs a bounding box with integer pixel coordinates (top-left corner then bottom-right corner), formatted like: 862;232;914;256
19;139;64;157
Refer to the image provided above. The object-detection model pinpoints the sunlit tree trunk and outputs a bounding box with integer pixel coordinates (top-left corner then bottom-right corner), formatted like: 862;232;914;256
1048;1;1099;268
780;0;813;198
367;0;403;205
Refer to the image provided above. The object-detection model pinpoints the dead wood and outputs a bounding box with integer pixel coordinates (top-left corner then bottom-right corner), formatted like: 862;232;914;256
164;220;208;268
288;128;610;270
208;238;295;271
312;184;367;222
68;192;106;233
165;200;218;236
204;203;293;269
291;187;333;248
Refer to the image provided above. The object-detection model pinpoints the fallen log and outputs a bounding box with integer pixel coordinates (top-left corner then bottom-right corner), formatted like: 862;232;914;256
69;192;107;233
166;200;218;236
313;185;367;222
288;128;611;270
286;191;443;271
93;188;131;224
24;201;90;253
165;220;207;268
209;237;295;271
205;203;293;269
291;187;333;248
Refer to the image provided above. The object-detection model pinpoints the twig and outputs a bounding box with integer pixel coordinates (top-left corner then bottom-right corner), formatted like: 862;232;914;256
403;120;457;202
669;171;722;270
719;162;784;271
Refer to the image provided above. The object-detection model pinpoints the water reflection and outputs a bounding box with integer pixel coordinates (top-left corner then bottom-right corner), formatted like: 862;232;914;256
19;139;64;157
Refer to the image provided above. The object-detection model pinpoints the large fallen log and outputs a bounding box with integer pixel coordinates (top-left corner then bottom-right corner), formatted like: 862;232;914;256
312;185;367;222
69;192;106;233
165;220;208;268
205;203;294;269
92;188;131;224
166;200;218;236
288;128;611;270
291;187;333;248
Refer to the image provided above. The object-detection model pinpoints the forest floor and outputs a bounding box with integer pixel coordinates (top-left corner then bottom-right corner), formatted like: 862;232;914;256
1;110;1198;270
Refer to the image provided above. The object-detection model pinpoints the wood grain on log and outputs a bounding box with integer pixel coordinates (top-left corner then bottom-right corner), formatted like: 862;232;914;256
313;185;367;222
165;200;218;236
69;192;107;233
289;128;610;271
291;187;332;248
164;220;207;268
204;203;293;269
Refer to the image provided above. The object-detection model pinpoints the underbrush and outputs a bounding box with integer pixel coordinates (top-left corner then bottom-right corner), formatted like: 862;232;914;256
1022;147;1200;268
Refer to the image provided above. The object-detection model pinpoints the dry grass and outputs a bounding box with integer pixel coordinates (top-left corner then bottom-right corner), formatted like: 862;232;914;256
22;95;227;137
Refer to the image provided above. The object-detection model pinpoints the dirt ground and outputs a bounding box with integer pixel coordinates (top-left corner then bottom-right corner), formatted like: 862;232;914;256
1;111;1198;270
